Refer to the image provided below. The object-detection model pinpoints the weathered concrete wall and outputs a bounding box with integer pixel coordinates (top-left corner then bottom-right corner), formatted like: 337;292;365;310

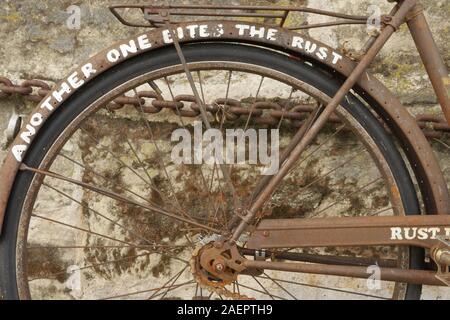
0;0;449;299
0;0;448;157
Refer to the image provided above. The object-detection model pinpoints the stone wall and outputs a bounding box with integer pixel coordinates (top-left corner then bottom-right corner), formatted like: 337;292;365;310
0;0;449;299
1;0;449;153
0;0;448;160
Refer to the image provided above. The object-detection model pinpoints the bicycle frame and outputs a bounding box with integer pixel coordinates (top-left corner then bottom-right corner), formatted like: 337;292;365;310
226;0;450;241
152;0;450;285
407;4;450;125
0;0;448;287
258;0;450;285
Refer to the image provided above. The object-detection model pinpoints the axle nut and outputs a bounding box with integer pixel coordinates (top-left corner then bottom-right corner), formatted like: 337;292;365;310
214;263;225;273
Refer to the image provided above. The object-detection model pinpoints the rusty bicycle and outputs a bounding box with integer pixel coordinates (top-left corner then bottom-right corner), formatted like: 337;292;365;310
0;0;449;300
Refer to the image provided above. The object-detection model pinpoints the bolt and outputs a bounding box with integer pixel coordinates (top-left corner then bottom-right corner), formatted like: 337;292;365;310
214;263;225;273
262;231;270;237
435;248;450;265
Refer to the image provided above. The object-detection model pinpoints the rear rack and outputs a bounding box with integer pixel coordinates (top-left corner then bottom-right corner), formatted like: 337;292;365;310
109;4;369;30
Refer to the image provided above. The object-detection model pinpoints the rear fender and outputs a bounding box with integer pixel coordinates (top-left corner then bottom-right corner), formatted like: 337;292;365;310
0;21;448;233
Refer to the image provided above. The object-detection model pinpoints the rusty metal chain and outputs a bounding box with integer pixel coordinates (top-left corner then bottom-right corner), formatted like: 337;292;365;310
0;77;51;102
415;114;450;139
1;77;449;139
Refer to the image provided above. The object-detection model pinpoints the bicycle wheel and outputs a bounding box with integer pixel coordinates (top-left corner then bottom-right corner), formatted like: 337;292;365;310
0;43;424;300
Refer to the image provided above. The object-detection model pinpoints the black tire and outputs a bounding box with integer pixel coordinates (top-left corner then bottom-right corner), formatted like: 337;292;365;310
0;43;423;300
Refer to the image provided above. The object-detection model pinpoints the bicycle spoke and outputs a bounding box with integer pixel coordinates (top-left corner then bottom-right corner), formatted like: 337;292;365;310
42;183;155;246
27;244;190;250
162;76;222;229
262;272;297;300
150;265;189;300
78;127;177;212
58;153;165;209
313;176;382;217
32;214;134;246
28;252;151;282
167;27;239;205
287;124;347;176
28;249;187;282
196;71;206;105
291;148;366;198
433;138;450;150
132;88;185;213
101;280;195;300
29;215;189;266
251;276;276;300
236;281;241;295
124;138;173;206
255;274;389;300
242;76;265;133
22;164;224;234
203;71;236;227
233;282;287;300
101;105;175;209
369;206;394;216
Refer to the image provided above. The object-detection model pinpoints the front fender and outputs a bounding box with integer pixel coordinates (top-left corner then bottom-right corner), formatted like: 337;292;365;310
0;21;448;233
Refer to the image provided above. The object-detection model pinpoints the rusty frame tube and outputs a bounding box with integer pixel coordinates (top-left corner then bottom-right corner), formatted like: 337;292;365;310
406;4;450;125
150;3;368;20
246;214;450;249
243;259;442;286
239;248;398;268
110;4;368;29
230;0;418;242
0;19;449;233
